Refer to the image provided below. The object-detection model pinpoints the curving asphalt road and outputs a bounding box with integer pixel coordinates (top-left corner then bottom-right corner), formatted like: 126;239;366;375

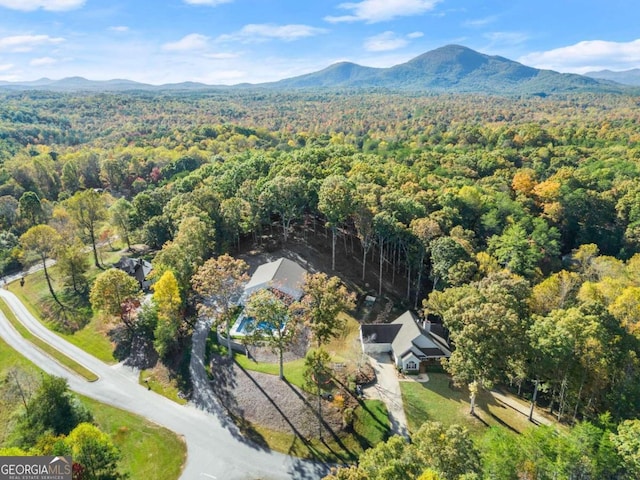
0;288;328;480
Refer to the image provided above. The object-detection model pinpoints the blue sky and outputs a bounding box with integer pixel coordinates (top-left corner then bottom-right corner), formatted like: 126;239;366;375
0;0;639;84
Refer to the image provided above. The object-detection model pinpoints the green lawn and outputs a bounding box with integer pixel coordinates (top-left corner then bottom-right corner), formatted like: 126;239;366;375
401;373;539;439
234;354;307;389
0;299;99;381
232;312;363;391
8;245;125;364
81;396;186;480
0;336;185;479
139;369;188;405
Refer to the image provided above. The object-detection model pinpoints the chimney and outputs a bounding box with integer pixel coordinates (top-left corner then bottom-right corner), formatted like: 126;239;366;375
422;320;431;333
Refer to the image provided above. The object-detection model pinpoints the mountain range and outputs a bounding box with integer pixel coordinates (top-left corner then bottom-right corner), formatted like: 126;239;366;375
0;45;636;95
584;68;640;86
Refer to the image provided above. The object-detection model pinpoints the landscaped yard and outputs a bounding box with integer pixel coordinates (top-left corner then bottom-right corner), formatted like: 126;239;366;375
206;338;390;463
400;373;545;439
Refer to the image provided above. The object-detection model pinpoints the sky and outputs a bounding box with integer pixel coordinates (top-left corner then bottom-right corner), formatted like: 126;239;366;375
0;0;639;85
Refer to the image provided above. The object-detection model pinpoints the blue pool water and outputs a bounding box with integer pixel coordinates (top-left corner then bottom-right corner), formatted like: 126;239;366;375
235;314;273;335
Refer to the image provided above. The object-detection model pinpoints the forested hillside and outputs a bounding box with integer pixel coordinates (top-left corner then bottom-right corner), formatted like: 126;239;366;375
1;89;640;477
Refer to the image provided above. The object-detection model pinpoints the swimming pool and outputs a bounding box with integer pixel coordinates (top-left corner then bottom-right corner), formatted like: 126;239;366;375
230;310;279;337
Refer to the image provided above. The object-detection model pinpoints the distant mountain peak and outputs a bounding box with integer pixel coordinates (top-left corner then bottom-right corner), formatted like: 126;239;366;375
0;45;628;94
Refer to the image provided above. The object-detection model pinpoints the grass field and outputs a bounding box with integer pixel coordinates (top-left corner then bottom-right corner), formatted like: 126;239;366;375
0;335;185;479
139;366;188;405
0;298;99;381
7;245;123;364
401;373;540;439
81;396;186;479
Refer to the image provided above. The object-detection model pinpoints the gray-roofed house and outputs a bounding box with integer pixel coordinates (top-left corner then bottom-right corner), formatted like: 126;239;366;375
230;258;308;338
241;257;308;302
360;311;451;373
113;257;153;290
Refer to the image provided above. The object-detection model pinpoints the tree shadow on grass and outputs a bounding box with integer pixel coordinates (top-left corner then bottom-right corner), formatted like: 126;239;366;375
332;375;390;434
280;378;357;462
234;361;351;469
197;353;270;451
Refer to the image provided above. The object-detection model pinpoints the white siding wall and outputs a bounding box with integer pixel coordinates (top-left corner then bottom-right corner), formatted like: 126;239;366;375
401;353;421;372
362;343;392;354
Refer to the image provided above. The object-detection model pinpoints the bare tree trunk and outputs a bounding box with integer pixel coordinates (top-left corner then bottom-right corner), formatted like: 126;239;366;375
557;376;568;421
378;238;384;296
331;227;336;271
529;380;539;422
42;259;63;308
225;315;233;359
362;246;368;281
414;258;423;310
406;263;411;301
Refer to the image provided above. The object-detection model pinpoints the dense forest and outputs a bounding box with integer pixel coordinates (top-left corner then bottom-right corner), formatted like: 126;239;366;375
1;88;640;478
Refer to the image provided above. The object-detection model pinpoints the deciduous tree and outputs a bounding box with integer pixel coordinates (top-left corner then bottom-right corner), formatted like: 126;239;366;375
298;272;356;348
20;224;63;307
191;254;249;358
89;269;141;331
66;189;107;268
245;289;297;380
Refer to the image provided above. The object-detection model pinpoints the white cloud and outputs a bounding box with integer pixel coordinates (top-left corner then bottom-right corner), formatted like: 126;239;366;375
183;0;233;5
204;52;238;59
0;35;65;52
30;56;57;66
407;32;424;39
0;0;85;11
364;31;408;52
218;24;327;43
484;31;529;46
325;0;441;23
520;38;640;73
162;33;209;51
109;26;129;33
0;63;13;72
463;15;498;28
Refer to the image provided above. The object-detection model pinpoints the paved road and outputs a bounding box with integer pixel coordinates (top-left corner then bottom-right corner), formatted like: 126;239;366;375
0;288;327;480
362;353;409;438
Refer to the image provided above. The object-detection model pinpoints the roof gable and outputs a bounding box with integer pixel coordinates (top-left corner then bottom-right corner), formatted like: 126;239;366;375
244;257;307;300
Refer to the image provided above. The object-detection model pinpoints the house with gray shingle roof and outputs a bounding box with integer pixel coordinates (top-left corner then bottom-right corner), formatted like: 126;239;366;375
360;311;450;373
241;257;307;302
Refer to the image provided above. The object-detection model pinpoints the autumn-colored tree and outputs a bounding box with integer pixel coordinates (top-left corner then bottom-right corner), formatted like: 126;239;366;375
191;254;249;358
20;225;63;307
245;289;297;379
298;272;356;348
89;269;141;331
66;423;121;480
152;270;183;358
65;189;107;268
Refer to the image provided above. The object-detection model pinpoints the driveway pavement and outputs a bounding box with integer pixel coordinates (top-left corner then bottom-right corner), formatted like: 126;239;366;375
0;288;327;480
362;353;409;438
